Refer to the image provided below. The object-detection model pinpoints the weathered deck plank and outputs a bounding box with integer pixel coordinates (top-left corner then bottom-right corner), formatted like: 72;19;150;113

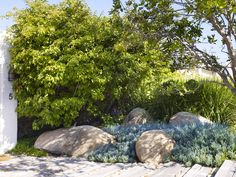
214;160;236;177
183;164;214;177
108;165;155;177
196;166;216;177
183;164;202;177
79;164;123;177
149;162;190;177
0;156;220;177
75;162;107;175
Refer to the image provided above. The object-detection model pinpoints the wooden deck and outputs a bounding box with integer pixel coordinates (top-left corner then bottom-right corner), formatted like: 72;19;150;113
214;160;236;177
74;160;236;177
76;162;217;177
0;156;236;176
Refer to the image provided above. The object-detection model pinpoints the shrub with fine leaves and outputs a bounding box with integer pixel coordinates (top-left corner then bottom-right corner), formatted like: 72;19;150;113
88;123;236;167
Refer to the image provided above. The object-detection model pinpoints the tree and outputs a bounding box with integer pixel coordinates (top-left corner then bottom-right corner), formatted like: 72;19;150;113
115;0;236;96
9;0;169;128
174;0;236;96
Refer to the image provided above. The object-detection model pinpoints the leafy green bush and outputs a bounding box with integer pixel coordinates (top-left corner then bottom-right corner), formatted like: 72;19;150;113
8;0;169;128
8;137;48;157
148;79;236;126
88;123;236;167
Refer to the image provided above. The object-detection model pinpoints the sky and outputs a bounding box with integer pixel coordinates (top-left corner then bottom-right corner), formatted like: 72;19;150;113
0;0;114;30
0;0;227;62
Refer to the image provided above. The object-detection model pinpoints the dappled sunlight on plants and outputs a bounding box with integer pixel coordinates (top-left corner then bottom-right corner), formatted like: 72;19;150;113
88;123;236;167
148;78;236;126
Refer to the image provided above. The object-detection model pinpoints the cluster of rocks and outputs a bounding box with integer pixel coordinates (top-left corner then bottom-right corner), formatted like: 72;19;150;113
34;108;212;166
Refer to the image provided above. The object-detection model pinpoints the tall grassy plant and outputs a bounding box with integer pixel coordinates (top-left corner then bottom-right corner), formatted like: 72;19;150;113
149;79;236;126
193;82;236;124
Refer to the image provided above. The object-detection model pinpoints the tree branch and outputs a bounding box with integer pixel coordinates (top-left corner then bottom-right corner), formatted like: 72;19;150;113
208;15;236;83
175;36;236;95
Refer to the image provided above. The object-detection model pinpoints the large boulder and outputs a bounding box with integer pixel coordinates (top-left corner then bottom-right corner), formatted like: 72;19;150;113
34;125;115;157
124;107;152;125
135;130;175;166
69;126;115;157
34;128;69;155
169;112;212;127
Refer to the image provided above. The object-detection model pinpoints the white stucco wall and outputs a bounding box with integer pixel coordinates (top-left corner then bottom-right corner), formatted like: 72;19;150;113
178;68;220;80
0;31;17;154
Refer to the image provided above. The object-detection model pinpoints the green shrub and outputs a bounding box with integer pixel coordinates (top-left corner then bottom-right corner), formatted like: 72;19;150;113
8;137;48;157
148;79;236;126
8;0;169;128
88;123;236;167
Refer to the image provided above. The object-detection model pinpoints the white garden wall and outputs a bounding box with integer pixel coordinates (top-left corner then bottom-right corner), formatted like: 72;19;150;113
178;68;220;79
0;31;17;154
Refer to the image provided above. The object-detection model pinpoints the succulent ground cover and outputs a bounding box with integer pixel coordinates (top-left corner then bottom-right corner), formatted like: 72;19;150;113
88;123;236;167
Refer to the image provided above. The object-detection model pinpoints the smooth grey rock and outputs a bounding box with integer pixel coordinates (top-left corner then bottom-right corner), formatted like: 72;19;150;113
169;112;212;126
69;125;115;157
124;107;152;125
135;130;175;166
34;128;70;155
34;125;115;157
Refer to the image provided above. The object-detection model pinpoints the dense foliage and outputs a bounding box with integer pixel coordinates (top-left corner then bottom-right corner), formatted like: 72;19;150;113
9;0;169;128
148;79;236;126
88;123;169;163
88;123;236;167
8;137;48;157
112;0;202;70
113;0;236;97
172;124;236;167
